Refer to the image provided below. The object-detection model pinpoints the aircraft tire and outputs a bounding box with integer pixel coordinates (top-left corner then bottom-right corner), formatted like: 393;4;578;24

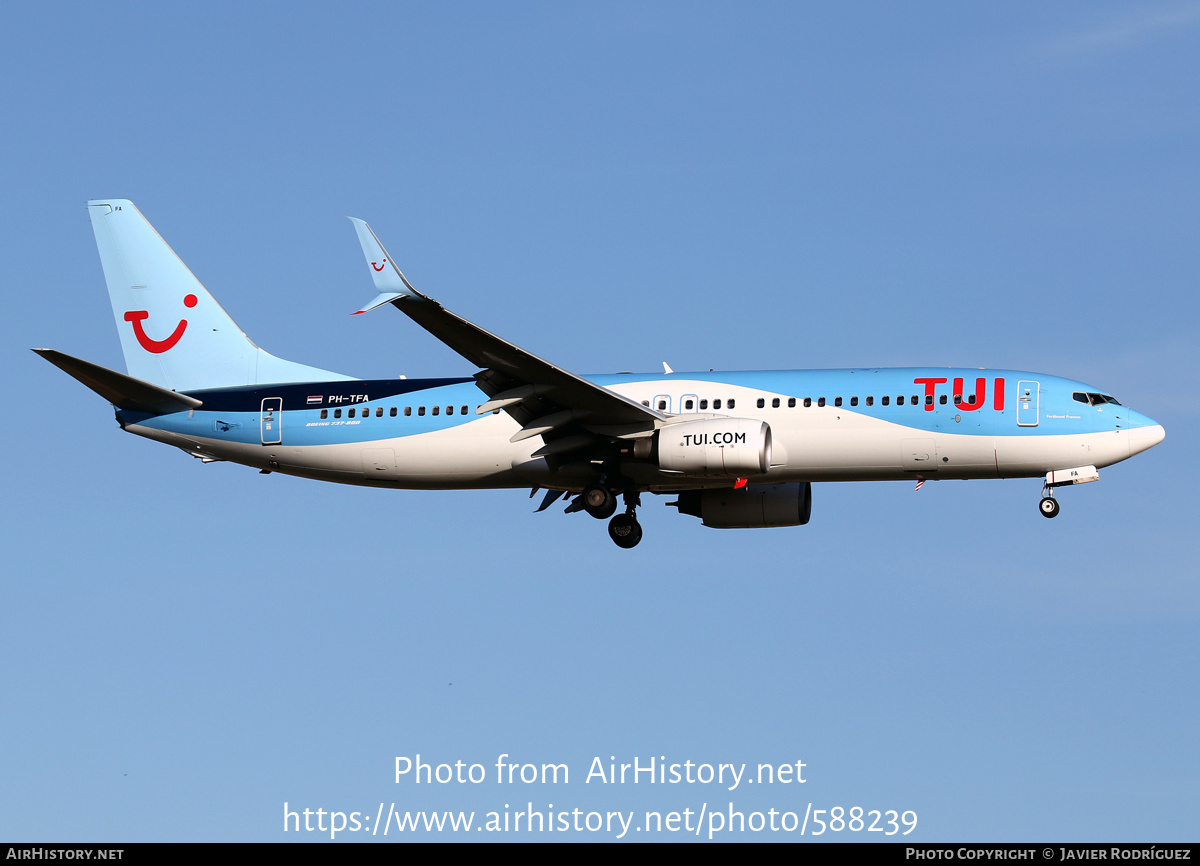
608;513;643;548
583;485;617;519
1039;497;1060;518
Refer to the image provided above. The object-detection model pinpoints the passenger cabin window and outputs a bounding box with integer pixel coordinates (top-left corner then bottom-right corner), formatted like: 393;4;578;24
850;396;858;407
713;399;722;410
461;405;468;415
834;397;843;407
320;409;328;419
803;398;812;408
882;396;890;406
910;395;918;405
772;397;780;408
642;400;650;407
727;399;735;409
685;399;694;410
939;395;947;405
348;408;356;418
404;407;411;416
865;396;873;406
657;400;666;411
818;397;826;407
432;406;439;416
390;407;397;417
788;398;796;408
925;395;933;406
334;408;342;418
757;398;765;408
418;406;425;416
700;399;708;410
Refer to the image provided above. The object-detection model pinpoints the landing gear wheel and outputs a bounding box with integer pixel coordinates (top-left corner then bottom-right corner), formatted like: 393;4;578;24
1039;497;1060;518
608;513;643;548
582;485;617;519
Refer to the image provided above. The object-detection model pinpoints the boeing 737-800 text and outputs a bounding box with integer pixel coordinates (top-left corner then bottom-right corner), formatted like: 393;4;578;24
35;200;1165;548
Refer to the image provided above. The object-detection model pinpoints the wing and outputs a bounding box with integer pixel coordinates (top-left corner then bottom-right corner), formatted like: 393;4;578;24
348;218;665;461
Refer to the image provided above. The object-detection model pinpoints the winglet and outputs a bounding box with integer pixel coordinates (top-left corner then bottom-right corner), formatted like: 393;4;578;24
348;217;427;313
353;292;406;315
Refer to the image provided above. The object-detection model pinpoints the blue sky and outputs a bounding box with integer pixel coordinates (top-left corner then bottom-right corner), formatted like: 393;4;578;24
2;1;1197;841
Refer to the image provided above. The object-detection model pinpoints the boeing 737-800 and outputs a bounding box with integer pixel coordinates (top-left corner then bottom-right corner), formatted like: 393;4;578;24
35;200;1165;548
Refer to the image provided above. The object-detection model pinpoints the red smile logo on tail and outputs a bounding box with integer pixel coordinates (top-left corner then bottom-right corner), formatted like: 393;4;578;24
372;258;386;272
124;294;197;353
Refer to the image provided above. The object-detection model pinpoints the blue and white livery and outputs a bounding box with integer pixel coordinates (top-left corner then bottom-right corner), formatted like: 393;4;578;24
36;200;1166;548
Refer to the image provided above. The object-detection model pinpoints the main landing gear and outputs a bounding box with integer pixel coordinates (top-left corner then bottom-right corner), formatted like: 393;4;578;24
608;491;643;549
580;484;618;519
560;483;643;548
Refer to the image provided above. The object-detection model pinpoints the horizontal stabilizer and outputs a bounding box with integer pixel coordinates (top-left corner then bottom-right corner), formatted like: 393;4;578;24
33;348;202;414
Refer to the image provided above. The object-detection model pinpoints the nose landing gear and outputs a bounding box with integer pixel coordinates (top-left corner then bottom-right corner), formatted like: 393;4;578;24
1038;465;1099;518
1039;480;1060;518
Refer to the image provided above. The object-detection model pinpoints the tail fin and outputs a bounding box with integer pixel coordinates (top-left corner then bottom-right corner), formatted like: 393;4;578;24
87;200;353;391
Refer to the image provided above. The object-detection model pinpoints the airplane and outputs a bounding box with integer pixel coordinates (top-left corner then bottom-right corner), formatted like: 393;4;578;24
36;199;1166;549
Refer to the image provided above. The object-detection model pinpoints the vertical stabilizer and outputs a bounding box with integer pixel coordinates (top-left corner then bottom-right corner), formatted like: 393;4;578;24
87;200;353;391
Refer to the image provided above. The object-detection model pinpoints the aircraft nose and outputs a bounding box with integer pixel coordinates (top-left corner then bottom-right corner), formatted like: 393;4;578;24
1127;423;1165;457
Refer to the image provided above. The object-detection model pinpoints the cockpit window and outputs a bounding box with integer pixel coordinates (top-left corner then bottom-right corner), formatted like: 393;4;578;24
1074;391;1122;406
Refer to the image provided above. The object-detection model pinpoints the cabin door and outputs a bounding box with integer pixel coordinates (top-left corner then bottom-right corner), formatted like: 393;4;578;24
260;397;283;445
1016;381;1039;427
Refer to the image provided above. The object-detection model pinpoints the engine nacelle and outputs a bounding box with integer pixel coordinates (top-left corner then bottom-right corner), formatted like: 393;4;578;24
657;418;772;477
671;482;812;528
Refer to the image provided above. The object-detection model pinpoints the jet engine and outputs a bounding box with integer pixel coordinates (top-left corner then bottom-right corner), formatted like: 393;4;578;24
670;482;812;528
657;418;772;476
